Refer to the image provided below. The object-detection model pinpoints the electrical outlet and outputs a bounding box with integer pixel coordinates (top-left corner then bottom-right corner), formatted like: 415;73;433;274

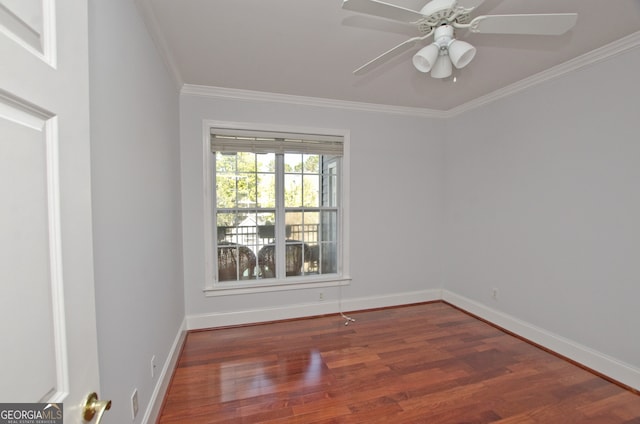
319;292;324;301
151;355;156;379
491;287;499;300
131;388;139;419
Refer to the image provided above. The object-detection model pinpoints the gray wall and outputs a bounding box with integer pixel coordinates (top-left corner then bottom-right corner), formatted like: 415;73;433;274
89;0;184;423
444;46;640;370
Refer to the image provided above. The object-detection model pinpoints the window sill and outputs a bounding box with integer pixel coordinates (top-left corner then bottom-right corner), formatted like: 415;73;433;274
203;275;352;297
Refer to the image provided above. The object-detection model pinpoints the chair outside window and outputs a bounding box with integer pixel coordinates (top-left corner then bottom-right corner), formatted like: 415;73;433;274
217;241;256;281
258;241;311;278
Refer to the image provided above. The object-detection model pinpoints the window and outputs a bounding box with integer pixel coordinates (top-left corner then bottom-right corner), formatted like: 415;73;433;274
205;125;348;292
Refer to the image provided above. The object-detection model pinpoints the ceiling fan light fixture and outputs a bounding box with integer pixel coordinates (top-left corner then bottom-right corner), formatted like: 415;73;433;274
412;43;440;73
430;53;452;79
448;39;476;69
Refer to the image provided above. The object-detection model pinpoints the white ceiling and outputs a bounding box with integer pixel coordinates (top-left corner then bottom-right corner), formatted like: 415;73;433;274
138;0;640;112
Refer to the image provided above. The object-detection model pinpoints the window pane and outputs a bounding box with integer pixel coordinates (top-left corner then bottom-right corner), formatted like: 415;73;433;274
284;174;302;207
216;175;237;208
217;212;250;243
325;174;338;207
320;242;338;274
284;211;317;244
256;153;275;172
284;153;303;173
323;158;340;208
286;241;306;276
257;243;275;279
257;223;275;243
305;243;319;274
302;174;320;208
217;243;257;282
303;154;319;173
215;152;236;173
216;212;238;237
285;212;302;240
284;212;320;277
257;173;275;208
320;210;337;242
236;183;254;208
256;215;276;279
236;152;256;173
257;240;309;279
216;211;258;282
219;152;256;209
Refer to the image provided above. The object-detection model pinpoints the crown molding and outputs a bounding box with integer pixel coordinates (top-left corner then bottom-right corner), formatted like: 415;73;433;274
445;30;640;118
181;31;640;120
180;84;449;119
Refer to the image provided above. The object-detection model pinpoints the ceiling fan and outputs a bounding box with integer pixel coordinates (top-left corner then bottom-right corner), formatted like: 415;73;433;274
342;0;578;78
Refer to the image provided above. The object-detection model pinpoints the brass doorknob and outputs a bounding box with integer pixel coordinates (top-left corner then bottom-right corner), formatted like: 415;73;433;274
82;392;111;422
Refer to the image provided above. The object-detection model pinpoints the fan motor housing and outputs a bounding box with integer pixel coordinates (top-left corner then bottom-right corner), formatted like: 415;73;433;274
418;0;473;33
419;0;456;18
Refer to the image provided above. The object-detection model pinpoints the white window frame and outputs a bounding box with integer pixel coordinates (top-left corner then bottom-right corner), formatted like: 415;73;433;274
202;120;351;296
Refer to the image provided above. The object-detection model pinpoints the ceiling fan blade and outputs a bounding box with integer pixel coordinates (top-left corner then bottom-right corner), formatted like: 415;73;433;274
342;0;424;23
467;13;577;35
456;0;485;11
353;31;433;75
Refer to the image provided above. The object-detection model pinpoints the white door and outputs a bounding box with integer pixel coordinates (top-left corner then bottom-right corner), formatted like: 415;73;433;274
0;0;105;422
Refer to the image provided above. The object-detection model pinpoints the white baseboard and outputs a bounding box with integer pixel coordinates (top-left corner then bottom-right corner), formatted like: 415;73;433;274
178;288;638;394
186;289;443;330
341;288;442;314
442;290;640;391
143;317;187;424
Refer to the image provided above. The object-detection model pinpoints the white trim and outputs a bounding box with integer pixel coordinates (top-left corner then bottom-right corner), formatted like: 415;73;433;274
181;84;448;119
204;277;351;297
187;289;442;330
202;119;215;293
180;31;640;119
142;317;187;424
0;0;56;66
445;30;640;117
442;290;640;391
341;288;442;314
0;89;51;130
188;300;337;330
202;120;351;292
46;116;69;403
42;0;56;68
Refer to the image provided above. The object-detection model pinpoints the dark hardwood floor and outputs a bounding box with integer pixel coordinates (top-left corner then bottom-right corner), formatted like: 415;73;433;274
158;302;640;423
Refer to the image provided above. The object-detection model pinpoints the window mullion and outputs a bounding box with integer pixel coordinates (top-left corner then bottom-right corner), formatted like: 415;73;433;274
275;153;286;279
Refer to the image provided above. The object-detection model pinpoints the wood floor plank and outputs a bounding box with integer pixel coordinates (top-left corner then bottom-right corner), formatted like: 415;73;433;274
158;302;640;423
